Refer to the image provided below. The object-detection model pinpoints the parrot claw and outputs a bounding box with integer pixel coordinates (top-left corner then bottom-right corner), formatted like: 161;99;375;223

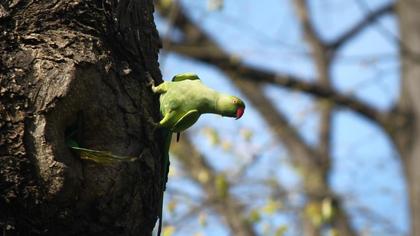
146;72;156;88
147;79;155;88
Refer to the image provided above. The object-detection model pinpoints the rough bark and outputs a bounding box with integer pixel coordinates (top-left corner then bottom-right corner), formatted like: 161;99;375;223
0;0;162;235
396;1;420;235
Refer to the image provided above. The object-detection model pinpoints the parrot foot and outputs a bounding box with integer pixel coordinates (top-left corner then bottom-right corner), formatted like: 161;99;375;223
147;78;155;88
146;72;157;92
146;71;154;83
146;72;168;94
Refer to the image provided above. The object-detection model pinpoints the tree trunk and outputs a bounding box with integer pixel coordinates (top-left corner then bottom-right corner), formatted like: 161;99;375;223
396;0;420;235
0;0;163;235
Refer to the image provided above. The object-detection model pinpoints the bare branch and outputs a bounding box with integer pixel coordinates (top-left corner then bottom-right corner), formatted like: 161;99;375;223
329;3;394;51
233;78;322;168
292;0;332;171
293;0;330;75
166;42;389;127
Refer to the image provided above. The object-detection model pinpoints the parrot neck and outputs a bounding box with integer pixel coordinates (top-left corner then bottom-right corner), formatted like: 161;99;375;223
198;92;220;114
214;94;235;117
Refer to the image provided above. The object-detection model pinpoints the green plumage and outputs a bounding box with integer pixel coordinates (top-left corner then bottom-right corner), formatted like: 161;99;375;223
152;72;245;236
153;73;245;132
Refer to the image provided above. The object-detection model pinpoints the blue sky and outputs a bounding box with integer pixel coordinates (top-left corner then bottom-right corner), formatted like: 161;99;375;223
155;0;406;235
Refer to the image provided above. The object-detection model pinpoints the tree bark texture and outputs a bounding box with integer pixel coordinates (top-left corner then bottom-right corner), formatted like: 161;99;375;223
397;1;420;235
0;0;163;235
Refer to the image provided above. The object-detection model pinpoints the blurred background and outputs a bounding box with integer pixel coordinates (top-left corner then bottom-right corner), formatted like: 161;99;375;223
153;0;406;235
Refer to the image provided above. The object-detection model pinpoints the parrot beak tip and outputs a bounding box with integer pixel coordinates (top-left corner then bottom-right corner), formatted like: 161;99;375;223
236;107;245;119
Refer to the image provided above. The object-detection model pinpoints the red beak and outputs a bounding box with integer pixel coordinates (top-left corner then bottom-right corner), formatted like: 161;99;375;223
236;107;245;119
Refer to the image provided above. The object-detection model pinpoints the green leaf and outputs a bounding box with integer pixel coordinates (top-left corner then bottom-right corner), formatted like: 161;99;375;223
275;225;288;236
247;209;261;223
240;128;253;142
321;198;335;223
163;226;175;236
202;127;220;146
262;199;281;215
215;174;229;198
305;202;323;227
160;0;173;9
221;141;232;151
197;170;210;184
167;200;177;215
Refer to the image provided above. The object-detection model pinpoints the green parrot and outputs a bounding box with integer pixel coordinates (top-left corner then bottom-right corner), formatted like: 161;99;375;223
66;72;245;236
150;72;245;236
151;72;245;138
66;139;137;164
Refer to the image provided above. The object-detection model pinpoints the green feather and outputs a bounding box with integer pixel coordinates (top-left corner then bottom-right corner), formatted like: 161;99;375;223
67;139;136;164
151;73;245;236
171;72;200;82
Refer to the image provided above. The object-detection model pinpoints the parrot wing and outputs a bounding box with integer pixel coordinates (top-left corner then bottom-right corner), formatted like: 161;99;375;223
171;109;201;132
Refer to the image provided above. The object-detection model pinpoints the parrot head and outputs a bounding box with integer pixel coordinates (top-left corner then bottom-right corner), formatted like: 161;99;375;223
217;95;245;119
